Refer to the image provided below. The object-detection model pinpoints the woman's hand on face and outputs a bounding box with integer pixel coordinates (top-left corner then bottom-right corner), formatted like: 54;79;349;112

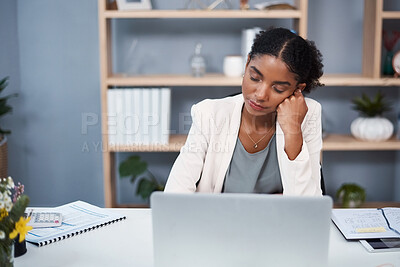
276;89;308;136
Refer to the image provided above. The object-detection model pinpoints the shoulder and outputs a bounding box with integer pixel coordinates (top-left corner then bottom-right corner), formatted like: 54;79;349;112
305;97;321;110
304;97;321;115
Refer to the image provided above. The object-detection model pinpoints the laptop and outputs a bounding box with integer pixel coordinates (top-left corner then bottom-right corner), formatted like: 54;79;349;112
151;192;332;267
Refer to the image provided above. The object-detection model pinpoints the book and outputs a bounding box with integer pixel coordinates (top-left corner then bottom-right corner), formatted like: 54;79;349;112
160;88;171;145
132;88;142;144
124;88;134;145
115;89;125;145
107;89;117;145
141;88;151;145
151;88;161;145
331;208;400;240
26;200;126;247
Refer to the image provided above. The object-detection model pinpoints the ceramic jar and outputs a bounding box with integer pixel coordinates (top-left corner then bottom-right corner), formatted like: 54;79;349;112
223;55;244;77
351;116;394;141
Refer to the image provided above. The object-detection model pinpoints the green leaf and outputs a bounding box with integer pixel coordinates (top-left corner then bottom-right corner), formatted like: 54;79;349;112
0;77;9;93
336;183;366;208
0;104;12;117
351;91;392;117
136;178;158;199
119;155;148;177
0;128;11;135
9;194;30;221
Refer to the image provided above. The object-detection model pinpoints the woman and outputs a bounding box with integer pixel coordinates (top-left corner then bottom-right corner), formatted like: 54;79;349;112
165;27;324;196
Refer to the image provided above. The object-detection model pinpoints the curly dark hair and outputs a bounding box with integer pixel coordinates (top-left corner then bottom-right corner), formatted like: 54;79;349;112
249;27;324;93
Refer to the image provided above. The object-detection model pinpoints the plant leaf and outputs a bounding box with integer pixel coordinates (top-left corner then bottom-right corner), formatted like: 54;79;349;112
351;91;392;117
119;155;148;177
136;179;158;199
0;77;9;93
0;127;11;135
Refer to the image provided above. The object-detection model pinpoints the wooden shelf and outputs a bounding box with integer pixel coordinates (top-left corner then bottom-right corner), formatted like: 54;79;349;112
321;74;400;86
103;9;302;19
109;134;400;152
107;73;400;87
109;134;186;152
322;134;400;151
382;11;400;19
107;73;242;87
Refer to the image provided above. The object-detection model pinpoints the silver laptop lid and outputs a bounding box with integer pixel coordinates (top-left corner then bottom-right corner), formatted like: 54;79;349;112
151;193;332;267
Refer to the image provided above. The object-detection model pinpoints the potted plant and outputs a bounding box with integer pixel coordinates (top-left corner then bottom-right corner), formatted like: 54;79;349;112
0;77;18;178
0;177;31;266
336;183;366;208
119;155;164;200
350;91;393;141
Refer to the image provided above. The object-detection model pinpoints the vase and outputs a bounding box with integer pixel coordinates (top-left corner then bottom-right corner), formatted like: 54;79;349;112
383;50;394;76
14;235;27;257
351;116;394;142
0;244;14;267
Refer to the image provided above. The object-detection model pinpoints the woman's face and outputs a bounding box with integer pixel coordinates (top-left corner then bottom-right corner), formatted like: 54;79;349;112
242;54;305;117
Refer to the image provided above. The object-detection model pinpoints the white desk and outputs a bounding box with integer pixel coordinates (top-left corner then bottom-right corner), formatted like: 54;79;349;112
15;209;400;267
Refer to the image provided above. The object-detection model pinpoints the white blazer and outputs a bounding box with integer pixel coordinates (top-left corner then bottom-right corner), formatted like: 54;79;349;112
165;94;323;196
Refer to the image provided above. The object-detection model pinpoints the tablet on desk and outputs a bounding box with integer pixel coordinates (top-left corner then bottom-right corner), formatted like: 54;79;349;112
360;239;400;253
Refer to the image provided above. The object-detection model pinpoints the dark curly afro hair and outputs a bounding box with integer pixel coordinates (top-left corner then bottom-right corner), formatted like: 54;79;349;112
249;27;324;93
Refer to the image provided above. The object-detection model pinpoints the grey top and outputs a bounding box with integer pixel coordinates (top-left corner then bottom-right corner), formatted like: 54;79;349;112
223;134;283;194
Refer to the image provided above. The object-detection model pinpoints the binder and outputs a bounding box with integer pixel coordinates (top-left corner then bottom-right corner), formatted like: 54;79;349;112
26;201;126;247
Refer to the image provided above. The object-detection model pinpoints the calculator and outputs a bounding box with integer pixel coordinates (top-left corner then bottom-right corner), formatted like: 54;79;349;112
26;211;63;228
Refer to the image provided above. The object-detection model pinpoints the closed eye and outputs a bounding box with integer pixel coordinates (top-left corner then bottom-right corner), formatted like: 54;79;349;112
273;85;285;93
250;76;260;82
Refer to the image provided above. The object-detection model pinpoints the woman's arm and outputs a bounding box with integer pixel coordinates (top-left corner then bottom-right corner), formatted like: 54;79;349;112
276;89;308;160
278;98;323;196
164;104;209;192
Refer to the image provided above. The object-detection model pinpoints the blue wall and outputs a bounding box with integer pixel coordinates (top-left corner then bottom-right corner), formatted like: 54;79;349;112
1;0;104;206
0;0;399;207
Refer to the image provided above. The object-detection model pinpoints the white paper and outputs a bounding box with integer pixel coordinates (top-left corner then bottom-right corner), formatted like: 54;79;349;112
331;208;400;240
382;208;400;234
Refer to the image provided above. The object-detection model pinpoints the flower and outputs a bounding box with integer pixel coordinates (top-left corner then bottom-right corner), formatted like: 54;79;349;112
0;176;30;263
9;216;32;242
383;30;400;51
0;208;8;221
6;177;14;190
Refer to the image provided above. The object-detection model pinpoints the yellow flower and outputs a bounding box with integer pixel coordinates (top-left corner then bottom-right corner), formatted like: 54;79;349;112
9;216;33;243
0;208;8;220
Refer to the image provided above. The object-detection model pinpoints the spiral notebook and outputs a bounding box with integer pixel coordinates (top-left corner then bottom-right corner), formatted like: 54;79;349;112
26;200;126;247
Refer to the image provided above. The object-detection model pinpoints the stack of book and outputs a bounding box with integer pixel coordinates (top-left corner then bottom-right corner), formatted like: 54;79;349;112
107;87;171;146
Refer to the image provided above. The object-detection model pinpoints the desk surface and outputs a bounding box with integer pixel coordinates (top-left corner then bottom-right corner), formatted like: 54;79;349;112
15;209;400;267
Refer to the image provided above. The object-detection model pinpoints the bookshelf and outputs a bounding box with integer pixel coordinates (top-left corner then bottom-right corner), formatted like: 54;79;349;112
98;0;400;207
98;0;309;207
